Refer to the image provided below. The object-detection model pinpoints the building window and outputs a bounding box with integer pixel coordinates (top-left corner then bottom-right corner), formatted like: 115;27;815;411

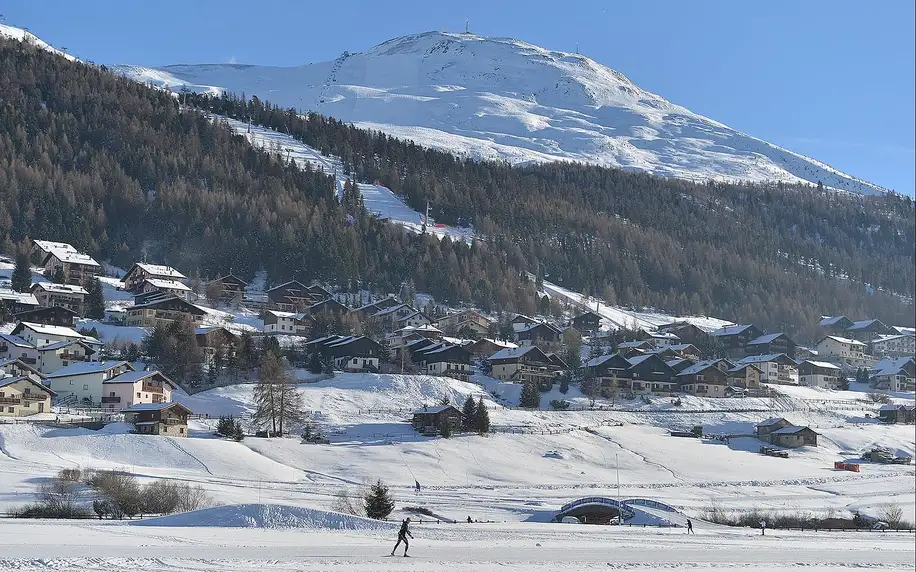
83;384;88;390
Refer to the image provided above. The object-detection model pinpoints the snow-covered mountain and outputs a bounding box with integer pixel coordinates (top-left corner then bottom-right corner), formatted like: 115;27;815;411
1;24;887;194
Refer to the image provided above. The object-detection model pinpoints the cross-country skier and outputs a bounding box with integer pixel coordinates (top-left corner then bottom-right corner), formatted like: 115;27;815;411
686;518;694;534
391;517;413;556
415;480;421;494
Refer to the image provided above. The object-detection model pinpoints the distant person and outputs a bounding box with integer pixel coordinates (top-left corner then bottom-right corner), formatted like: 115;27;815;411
391;517;413;557
467;516;473;523
760;520;766;536
415;480;421;494
686;518;694;534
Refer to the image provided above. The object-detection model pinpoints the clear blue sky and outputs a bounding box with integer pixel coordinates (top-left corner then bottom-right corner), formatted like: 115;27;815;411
4;0;914;195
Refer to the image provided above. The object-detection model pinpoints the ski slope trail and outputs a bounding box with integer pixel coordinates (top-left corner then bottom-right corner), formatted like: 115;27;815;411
213;114;474;242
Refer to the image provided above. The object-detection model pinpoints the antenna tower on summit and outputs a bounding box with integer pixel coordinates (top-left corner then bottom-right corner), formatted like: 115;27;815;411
465;19;470;34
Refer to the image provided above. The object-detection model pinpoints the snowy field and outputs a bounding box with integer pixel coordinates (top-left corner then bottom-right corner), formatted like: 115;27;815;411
1;517;914;571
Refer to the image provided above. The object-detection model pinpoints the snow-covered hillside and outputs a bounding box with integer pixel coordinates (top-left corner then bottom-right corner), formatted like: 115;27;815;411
110;31;886;195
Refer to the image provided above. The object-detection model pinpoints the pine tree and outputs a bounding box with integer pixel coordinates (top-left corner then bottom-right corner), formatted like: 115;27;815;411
461;395;477;431
364;480;395;520
252;351;305;435
474;397;490;433
559;375;570;394
439;422;452;438
52;266;66;284
519;381;541;409
85;278;106;319
11;252;31;292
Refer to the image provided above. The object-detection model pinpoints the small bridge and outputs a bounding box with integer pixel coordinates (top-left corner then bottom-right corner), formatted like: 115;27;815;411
554;497;637;524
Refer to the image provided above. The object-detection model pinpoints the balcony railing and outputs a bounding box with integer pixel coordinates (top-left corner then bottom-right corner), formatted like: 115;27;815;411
163;418;186;425
101;396;121;403
21;393;46;401
59;352;89;361
0;397;21;405
142;384;164;394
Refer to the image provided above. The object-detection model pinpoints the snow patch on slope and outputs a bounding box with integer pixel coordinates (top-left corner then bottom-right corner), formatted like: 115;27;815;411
0;24;78;62
134;503;394;530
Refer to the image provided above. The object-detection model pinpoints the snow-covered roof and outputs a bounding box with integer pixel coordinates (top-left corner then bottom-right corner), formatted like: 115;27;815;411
143;278;191;291
122;401;190;413
36;339;93;352
677;360;725;376
373;304;411;317
0;375;56;395
265;310;298;319
412;405;456;415
872;357;915;377
872;334;912;343
818;316;848;327
710;324;756;337
771;426;816;435
105;370;175;387
129;296;205;312
583;354;623;368
747;333;786;346
646;331;680;340
45;245;100;267
737;353;795;365
756;417;789;427
626;354;654;367
16;322;83;338
847;319;885;331
474;338;517;349
801;360;841;370
31;282;88;295
0;333;34;349
134;263;187;279
33;240;77;253
617;340;650;349
517;322;559;334
726;363;762;374
820;335;866;347
46;361;130;378
488;346;542;361
0;289;39;306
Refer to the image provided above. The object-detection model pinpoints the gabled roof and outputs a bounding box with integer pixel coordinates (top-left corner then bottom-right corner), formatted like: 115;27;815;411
756;417;789;427
0;358;46;379
122;401;192;414
143;278;191;291
737;353;797;366
818;316;849;327
128;296;205;314
626;354;654;367
726;363;763;374
818;335;866;347
471;338;517;349
677;360;728;376
572;311;602;321
511;314;537;323
872;357;915;377
30;282;88;295
646;331;680;340
412;405;458;415
871;334;913;344
265;309;298;319
32;240;77;253
104;370;176;388
213;273;248;286
373;304;413;317
801;360;841;370
747;333;789;346
772;426;818;436
583;353;625;369
517;322;560;334
710;324;757;337
488;345;547;361
44;246;100;267
0;333;35;349
617;340;651;349
12;322;83;339
36;339;95;353
847;319;888;331
131;263;187;280
0;376;56;395
46;360;131;378
0;289;39;306
265;280;309;293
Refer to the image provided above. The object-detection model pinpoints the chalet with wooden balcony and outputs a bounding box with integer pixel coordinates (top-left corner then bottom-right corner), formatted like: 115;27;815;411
30;282;87;315
13;306;79;328
709;324;763;358
208;273;248;298
122;402;192;437
0;289;40;315
676;359;732;398
122;263;188;293
125;296;206;328
45;361;134;406
488;346;565;384
102;370;177;413
40;244;101;285
0;376;56;417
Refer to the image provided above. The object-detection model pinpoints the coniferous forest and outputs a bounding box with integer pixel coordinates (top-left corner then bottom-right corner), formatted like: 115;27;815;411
1;37;913;338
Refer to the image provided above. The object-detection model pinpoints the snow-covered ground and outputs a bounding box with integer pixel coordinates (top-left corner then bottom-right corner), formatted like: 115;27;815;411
218;115;474;242
107;30;888;196
0;371;913;570
541;278;734;331
2;517;914;571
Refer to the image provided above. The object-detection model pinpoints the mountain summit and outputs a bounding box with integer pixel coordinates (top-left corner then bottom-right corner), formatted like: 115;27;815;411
0;24;885;194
